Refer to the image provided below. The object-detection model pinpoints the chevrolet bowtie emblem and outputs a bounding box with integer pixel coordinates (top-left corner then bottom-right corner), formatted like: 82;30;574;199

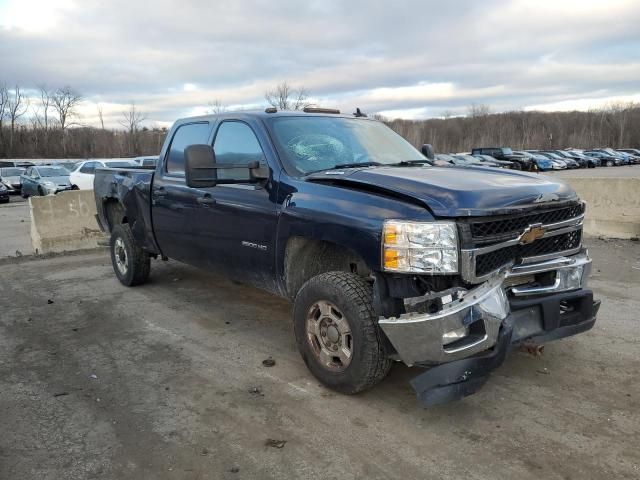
518;224;546;245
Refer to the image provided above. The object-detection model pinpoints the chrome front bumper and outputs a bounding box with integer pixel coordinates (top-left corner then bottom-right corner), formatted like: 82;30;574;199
379;249;592;366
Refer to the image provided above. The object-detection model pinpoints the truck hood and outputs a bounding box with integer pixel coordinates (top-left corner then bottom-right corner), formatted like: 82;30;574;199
306;166;578;217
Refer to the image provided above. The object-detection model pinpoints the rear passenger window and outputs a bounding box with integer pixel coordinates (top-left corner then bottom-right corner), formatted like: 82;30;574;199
166;122;211;175
213;121;265;180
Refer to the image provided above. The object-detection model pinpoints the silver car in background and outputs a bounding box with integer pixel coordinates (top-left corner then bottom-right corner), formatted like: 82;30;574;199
0;167;26;194
20;166;74;198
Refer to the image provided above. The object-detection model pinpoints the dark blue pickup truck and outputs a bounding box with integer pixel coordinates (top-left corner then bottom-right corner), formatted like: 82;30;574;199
94;109;600;407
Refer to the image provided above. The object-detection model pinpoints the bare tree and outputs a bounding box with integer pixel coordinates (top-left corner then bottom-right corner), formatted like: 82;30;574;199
607;101;632;148
208;99;227;114
52;86;83;156
37;85;53;131
97;103;105;129
119;102;147;155
264;81;310;110
35;85;54;153
7;85;29;155
468;103;490;118
0;83;8;144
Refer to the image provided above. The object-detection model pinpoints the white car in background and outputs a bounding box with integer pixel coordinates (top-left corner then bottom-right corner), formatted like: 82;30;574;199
69;159;139;190
133;156;159;168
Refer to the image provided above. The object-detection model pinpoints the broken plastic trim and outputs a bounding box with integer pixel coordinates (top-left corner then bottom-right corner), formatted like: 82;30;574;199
411;294;600;408
410;318;514;407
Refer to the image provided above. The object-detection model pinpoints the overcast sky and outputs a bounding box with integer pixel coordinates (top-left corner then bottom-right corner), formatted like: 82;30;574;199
1;0;639;128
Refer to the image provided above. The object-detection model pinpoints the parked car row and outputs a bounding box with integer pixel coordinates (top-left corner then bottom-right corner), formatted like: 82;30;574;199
0;156;159;201
446;147;640;171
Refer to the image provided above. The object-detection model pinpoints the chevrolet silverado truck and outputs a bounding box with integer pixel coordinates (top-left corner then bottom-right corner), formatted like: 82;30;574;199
94;109;600;407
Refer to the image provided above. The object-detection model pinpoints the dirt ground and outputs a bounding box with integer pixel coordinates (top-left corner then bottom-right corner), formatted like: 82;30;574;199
0;195;31;258
0;238;639;479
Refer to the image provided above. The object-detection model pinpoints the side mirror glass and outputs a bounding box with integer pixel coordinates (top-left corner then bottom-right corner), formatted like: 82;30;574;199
185;144;218;188
421;143;435;160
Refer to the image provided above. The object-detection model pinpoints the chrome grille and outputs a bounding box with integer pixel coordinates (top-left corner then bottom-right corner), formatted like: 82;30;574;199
475;230;582;277
459;203;585;283
466;203;585;246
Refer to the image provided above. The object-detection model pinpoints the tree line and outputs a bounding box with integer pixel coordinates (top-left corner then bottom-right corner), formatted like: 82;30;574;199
1;80;639;159
0;83;165;159
384;103;640;153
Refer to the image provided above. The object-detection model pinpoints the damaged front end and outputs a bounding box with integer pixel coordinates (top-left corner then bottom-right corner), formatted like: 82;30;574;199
377;247;600;408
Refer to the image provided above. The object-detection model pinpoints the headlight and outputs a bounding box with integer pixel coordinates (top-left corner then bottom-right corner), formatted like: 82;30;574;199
43;181;55;187
382;221;458;273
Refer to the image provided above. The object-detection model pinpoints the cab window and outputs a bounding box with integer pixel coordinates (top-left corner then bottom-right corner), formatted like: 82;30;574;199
165;122;211;175
213;121;265;180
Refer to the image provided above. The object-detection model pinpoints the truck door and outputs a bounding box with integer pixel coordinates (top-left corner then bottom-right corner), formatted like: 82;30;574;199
152;121;212;264
189;120;279;288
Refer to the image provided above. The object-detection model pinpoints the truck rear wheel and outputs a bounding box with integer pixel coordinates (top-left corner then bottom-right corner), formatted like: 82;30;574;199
293;271;392;394
110;224;150;286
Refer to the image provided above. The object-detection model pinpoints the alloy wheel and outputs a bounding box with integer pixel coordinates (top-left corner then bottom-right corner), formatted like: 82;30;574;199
306;300;353;371
114;237;128;276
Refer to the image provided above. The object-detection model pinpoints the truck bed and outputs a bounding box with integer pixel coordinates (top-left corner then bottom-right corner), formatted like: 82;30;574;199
94;166;159;254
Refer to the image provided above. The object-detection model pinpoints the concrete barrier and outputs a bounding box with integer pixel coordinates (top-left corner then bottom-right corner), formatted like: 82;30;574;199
561;177;640;239
30;190;104;254
26;177;639;256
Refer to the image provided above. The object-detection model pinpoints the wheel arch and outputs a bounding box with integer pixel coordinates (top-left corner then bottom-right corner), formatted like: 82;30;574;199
283;236;372;300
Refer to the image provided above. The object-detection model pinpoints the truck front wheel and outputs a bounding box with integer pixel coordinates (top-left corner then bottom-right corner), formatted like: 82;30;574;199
293;271;392;394
109;224;150;286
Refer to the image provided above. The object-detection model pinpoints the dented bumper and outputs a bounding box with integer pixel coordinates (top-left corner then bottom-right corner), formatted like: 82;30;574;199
379;276;510;366
411;291;600;407
377;250;599;406
379;250;593;367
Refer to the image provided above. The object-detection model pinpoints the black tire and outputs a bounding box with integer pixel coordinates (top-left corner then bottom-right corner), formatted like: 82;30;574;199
109;224;150;286
606;160;614;167
293;271;392;394
512;162;522;171
37;186;45;196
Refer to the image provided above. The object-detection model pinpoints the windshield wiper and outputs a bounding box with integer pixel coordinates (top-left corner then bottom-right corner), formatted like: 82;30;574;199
390;159;433;166
332;161;382;169
308;161;382;174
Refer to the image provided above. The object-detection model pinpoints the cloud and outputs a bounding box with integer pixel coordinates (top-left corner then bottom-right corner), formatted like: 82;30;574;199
0;0;638;127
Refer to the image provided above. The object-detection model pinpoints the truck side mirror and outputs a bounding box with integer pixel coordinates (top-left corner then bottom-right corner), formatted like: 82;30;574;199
421;144;435;160
185;144;218;188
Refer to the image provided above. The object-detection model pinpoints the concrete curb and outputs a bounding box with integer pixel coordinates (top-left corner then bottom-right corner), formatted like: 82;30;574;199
560;177;640;239
29;190;104;255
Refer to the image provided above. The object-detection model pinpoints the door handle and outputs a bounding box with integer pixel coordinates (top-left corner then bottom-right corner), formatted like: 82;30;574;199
197;195;216;206
154;188;167;197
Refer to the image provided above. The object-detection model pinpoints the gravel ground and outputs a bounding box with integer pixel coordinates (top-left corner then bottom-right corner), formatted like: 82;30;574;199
0;178;639;479
0;237;638;480
547;164;640;178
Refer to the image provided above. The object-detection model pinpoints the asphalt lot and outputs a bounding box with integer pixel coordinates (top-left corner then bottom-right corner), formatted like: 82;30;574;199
0;195;639;479
0;195;31;258
547;164;640;178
